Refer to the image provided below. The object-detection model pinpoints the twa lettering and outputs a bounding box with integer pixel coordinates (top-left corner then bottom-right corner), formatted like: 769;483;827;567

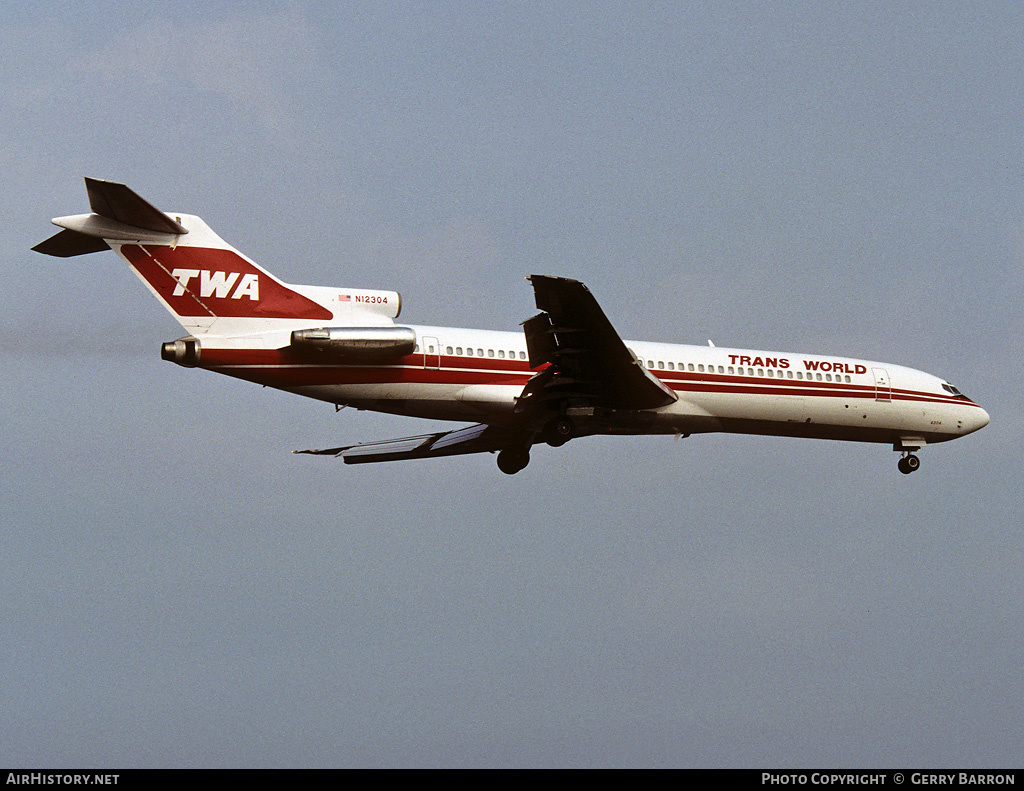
727;354;868;376
171;268;259;301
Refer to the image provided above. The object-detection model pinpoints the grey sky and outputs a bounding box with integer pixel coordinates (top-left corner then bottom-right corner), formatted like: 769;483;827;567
1;1;1021;767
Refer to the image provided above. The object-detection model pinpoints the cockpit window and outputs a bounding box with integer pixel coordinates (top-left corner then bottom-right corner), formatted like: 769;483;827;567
942;382;970;400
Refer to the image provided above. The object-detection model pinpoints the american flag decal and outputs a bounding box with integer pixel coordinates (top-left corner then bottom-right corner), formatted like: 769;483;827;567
339;294;351;302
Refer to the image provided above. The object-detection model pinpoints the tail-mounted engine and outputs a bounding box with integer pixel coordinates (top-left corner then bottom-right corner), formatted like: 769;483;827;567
289;326;417;360
161;337;201;367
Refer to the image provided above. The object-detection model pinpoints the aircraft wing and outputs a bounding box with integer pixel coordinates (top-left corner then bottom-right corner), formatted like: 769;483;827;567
519;275;677;412
294;422;516;465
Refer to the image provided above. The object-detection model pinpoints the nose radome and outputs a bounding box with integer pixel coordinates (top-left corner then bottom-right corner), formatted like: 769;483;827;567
966;407;990;434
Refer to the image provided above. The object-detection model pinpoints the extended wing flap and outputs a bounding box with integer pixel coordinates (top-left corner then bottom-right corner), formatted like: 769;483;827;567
523;312;559;368
294;423;510;465
522;275;677;411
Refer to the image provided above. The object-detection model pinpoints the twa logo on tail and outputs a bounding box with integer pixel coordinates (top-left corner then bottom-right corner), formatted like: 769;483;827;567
171;268;260;300
120;244;332;321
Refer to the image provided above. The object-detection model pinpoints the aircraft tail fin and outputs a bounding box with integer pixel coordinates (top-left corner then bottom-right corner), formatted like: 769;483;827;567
33;178;345;331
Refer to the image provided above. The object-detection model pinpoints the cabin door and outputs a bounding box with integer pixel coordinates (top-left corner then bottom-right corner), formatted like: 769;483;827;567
422;336;441;369
872;368;891;402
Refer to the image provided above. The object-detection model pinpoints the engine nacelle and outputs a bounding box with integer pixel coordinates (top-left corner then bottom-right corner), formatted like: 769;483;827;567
290;326;417;360
161;337;201;368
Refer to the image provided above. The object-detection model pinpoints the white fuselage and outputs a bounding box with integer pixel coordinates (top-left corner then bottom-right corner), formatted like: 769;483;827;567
198;323;989;448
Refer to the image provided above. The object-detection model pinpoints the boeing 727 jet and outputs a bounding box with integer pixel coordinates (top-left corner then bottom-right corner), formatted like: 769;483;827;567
34;178;989;474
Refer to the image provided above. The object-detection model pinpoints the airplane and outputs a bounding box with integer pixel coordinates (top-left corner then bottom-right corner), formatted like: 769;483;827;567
34;178;989;475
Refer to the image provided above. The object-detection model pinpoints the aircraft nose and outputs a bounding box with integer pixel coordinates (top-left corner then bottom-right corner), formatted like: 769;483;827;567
964;406;990;434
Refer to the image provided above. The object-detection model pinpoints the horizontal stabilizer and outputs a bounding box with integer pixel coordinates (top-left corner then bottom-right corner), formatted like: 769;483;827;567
34;177;189;257
31;228;110;258
85;177;188;235
294;423;510;464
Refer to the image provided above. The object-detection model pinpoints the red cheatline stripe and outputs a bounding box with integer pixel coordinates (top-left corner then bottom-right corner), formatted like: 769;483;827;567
198;354;981;408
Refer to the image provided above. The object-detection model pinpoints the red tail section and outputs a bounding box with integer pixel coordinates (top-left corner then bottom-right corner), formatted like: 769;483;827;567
121;244;331;320
33;179;404;334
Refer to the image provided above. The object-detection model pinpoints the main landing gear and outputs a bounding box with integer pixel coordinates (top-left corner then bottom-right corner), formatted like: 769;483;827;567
543;416;575;447
897;453;921;475
496;415;578;475
497;447;530;475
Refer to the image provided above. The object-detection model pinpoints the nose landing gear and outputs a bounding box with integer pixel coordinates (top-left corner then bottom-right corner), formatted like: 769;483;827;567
897;453;921;475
